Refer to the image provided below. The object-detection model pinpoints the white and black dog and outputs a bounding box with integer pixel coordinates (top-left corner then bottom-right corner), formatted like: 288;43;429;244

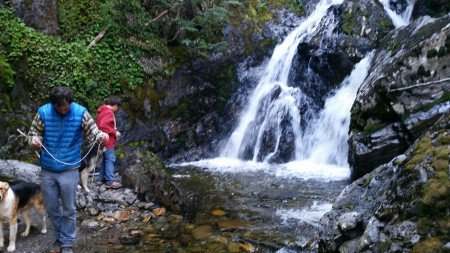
78;143;104;192
0;181;47;252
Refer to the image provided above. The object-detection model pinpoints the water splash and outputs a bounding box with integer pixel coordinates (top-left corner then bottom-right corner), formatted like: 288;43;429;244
379;0;415;28
302;52;374;167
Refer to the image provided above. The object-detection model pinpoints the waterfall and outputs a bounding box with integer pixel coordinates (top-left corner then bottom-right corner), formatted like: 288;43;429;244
379;0;415;28
220;0;344;161
303;52;374;167
173;0;374;181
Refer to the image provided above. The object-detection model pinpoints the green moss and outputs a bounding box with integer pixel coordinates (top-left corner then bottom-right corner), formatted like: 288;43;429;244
405;153;426;170
410;92;450;114
170;99;193;119
422;178;448;207
341;12;354;35
363;122;385;134
378;17;394;31
412;237;443;253
437;134;450;144
0;93;12;113
416;218;434;235
433;147;450;159
362;174;374;187
0;52;15;90
415;136;432;154
432;159;448;171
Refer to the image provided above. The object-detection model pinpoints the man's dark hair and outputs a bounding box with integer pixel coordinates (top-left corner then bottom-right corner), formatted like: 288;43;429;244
50;86;74;105
105;96;121;106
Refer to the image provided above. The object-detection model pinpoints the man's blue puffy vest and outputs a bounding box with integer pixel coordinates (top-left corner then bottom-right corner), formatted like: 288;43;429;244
38;102;86;172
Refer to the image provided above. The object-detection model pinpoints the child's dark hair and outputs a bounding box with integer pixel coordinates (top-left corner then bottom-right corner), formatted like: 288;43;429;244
50;86;73;105
105;96;121;106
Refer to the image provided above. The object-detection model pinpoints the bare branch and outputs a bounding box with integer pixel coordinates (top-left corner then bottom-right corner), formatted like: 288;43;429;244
87;29;108;49
145;10;169;26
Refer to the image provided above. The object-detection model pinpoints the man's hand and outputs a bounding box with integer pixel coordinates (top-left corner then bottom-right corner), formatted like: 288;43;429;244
30;136;42;149
115;131;121;139
99;132;109;143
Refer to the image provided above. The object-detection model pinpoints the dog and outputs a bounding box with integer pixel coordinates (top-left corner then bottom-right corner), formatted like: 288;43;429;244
0;181;47;252
79;142;104;192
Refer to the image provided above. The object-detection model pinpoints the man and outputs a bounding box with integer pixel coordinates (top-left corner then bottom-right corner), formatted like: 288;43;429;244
96;96;122;189
29;86;108;253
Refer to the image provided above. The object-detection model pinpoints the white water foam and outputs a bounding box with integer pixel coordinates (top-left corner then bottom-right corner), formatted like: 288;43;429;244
171;158;350;182
276;201;333;227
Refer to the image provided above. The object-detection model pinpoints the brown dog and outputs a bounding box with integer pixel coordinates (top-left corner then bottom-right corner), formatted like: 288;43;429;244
79;143;104;192
0;181;47;252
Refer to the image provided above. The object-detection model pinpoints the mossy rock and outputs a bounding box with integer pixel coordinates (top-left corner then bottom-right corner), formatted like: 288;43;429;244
405;153;427;170
422;178;448;208
412;237;443;253
121;147;184;213
432;159;448;171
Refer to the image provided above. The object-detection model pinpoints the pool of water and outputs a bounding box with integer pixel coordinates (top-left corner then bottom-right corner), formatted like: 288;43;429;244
168;159;350;250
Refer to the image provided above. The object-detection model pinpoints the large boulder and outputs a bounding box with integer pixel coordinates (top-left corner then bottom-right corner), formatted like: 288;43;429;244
120;147;184;213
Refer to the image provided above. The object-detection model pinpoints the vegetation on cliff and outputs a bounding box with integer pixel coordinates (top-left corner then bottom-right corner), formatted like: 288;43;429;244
0;0;303;110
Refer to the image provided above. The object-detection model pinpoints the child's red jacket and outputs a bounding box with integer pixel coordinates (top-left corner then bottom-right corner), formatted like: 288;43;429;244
96;105;118;148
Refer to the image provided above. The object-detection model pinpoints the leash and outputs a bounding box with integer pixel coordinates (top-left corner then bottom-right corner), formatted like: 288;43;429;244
17;128;102;166
40;139;101;166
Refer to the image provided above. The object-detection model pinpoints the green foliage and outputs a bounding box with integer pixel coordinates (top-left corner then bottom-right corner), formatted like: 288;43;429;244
363;121;385;134
0;51;15;90
342;12;354;35
437;46;447;57
417;65;430;77
0;8;143;109
426;48;438;58
57;0;103;41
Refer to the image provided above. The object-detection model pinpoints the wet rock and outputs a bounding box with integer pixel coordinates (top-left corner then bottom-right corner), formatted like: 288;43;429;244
338;238;359;253
348;123;409;180
357;217;384;251
80;219;99;230
337;211;362;235
191;225;212;240
119;235;141;245
217;220;250;232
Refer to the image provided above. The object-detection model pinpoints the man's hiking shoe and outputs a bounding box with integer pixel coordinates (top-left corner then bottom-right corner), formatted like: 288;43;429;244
48;239;61;253
105;181;122;189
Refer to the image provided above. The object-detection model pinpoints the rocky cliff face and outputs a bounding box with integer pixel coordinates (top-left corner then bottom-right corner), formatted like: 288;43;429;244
348;14;450;180
11;0;59;35
318;112;449;252
317;4;450;252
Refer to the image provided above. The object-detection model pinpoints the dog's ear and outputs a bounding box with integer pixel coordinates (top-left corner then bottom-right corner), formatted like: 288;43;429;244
0;182;9;199
0;181;9;189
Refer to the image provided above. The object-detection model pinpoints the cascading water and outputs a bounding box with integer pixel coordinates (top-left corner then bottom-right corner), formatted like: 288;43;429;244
220;0;345;163
379;0;415;28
